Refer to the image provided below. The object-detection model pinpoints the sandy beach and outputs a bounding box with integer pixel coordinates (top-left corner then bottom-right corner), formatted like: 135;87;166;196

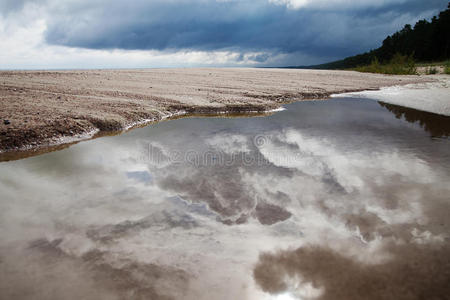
0;68;433;153
333;75;450;116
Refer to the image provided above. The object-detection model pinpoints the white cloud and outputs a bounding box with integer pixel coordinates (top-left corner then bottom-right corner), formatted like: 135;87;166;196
269;0;408;10
207;134;250;155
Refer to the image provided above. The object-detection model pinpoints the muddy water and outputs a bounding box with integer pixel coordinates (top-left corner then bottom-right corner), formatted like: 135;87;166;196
0;98;449;300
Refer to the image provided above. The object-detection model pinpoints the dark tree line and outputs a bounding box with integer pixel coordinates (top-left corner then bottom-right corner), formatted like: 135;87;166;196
309;3;450;69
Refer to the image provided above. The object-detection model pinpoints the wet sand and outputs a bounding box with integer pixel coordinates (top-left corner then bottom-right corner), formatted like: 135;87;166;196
0;68;432;153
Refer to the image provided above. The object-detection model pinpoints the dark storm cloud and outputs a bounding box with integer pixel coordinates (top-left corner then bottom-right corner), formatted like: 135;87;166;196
41;0;447;63
253;242;450;300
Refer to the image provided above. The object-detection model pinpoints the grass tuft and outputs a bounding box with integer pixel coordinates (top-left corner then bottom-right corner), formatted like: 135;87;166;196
353;53;417;75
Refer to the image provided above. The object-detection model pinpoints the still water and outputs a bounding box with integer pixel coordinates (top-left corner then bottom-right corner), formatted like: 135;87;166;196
0;98;449;300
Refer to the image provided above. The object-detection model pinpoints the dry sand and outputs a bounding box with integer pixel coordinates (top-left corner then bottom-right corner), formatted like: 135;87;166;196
0;68;432;153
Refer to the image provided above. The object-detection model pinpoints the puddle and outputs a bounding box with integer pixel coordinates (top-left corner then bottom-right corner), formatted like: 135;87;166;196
0;98;449;299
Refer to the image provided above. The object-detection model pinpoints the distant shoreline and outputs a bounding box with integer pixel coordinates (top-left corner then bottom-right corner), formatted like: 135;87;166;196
0;68;433;159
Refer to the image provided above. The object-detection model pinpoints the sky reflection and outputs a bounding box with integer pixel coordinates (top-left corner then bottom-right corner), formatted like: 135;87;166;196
0;98;449;299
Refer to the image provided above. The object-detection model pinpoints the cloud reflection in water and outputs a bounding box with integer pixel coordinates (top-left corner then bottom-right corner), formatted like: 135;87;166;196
0;98;449;299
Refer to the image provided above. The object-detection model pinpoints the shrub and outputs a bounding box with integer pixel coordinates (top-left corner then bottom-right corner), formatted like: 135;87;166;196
427;67;438;75
445;61;450;75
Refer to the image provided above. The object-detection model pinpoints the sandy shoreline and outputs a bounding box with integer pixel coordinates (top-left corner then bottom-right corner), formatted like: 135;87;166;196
333;74;450;116
0;68;433;156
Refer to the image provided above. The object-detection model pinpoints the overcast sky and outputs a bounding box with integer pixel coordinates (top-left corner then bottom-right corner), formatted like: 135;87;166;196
0;0;447;69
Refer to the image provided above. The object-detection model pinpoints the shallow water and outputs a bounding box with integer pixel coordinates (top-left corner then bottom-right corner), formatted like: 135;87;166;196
0;98;449;300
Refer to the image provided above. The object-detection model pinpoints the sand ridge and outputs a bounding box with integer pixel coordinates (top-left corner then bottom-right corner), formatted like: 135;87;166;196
0;68;433;153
